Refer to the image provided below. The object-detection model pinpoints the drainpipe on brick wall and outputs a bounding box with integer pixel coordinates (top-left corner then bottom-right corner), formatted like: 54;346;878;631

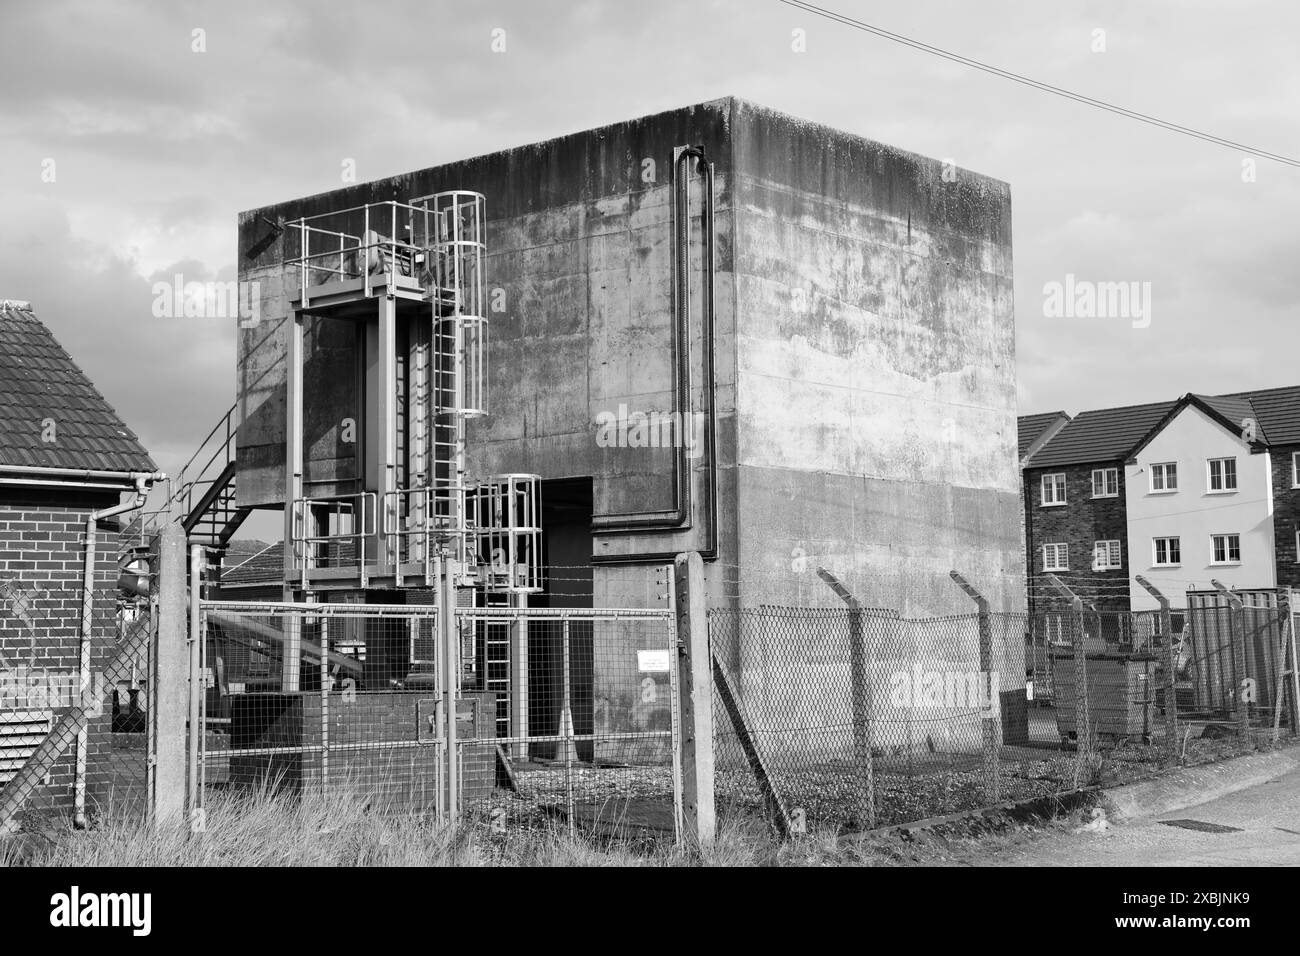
74;472;163;828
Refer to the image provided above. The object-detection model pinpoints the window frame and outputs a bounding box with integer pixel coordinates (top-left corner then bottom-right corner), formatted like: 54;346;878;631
1292;451;1299;489
1210;533;1242;565
1093;539;1123;570
1149;461;1178;493
1153;536;1182;567
1040;472;1067;507
1207;456;1238;493
1042;542;1069;572
1091;467;1119;498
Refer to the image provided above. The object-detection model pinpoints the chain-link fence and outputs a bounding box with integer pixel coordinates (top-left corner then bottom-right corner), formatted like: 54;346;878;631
708;590;1297;833
0;537;156;835
455;608;679;840
194;602;680;841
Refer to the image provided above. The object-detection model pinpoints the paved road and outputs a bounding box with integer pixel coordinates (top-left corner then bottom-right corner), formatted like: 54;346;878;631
983;766;1300;866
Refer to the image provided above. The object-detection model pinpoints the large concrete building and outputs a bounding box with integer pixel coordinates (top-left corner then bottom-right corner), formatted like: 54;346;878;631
233;97;1023;617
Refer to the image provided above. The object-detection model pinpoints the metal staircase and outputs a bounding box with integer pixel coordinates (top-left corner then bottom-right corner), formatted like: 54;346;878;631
124;404;248;556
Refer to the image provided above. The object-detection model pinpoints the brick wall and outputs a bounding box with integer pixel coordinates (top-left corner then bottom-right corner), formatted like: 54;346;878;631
0;487;121;817
1024;461;1131;615
1272;445;1300;590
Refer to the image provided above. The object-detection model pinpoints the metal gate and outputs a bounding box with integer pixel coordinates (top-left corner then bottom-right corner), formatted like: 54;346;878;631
454;606;681;838
191;601;680;839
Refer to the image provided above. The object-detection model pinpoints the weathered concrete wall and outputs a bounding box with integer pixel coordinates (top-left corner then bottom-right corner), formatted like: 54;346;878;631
236;100;740;608
727;101;1023;618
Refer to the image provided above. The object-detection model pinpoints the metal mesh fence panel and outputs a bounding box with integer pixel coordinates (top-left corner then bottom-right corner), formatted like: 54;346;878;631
456;608;678;841
196;602;679;841
198;602;447;816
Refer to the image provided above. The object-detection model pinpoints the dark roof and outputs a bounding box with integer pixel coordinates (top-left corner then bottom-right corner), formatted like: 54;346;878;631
1193;394;1263;441
1026;400;1177;469
220;541;284;586
0;301;155;473
1017;411;1069;461
1219;385;1300;446
1026;384;1300;469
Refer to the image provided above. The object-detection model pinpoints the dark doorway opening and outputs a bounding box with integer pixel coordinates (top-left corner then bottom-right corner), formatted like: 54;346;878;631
528;478;594;759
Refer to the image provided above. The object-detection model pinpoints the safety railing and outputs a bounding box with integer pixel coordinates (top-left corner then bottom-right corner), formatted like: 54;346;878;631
291;492;376;584
284;201;433;306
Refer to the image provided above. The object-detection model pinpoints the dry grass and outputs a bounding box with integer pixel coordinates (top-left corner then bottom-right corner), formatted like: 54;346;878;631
0;783;1048;867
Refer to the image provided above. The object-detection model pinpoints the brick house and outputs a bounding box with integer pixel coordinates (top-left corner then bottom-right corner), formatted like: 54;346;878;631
1223;386;1300;592
1023;385;1300;620
1022;400;1176;621
0;300;159;822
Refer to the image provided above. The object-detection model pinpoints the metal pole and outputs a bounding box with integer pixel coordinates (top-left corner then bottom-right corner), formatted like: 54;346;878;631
1212;579;1250;747
1136;575;1178;763
441;557;459;821
320;617;329;791
949;572;999;803
562;616;574;837
187;546;203;831
816;567;876;828
1047;574;1090;750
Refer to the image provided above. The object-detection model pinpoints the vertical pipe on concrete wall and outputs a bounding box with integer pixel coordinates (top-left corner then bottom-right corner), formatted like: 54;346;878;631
591;147;718;562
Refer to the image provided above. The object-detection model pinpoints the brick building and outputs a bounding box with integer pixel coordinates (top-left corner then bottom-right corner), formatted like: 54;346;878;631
1021;385;1300;619
0;300;159;821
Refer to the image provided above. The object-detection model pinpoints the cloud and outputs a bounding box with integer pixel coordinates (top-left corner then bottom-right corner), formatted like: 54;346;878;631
0;0;1295;460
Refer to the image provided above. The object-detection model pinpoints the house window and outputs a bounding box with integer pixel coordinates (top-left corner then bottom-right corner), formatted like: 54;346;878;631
1150;462;1178;493
1093;539;1123;570
1211;533;1241;565
1293;451;1299;488
1091;468;1119;498
1153;536;1181;566
1041;473;1067;506
1207;457;1237;492
1042;543;1069;572
1296;529;1300;564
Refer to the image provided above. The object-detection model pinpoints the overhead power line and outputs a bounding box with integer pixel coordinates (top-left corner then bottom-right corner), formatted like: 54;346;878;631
777;0;1300;168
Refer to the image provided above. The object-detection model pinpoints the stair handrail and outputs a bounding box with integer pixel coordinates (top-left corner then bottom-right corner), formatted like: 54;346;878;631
139;403;238;538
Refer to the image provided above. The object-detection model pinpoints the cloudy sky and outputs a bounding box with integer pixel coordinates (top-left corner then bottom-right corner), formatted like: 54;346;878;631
1;0;1296;483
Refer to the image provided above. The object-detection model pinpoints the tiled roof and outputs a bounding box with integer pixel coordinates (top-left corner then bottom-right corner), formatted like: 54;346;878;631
1024;400;1177;469
1026;384;1300;469
1192;394;1263;441
1017;411;1069;461
0;301;155;473
220;541;284;585
1220;385;1300;446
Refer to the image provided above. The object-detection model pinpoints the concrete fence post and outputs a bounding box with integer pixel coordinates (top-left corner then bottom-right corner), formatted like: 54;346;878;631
950;572;999;804
816;567;876;828
1046;575;1090;750
1211;580;1251;748
673;551;715;848
1136;575;1178;764
150;525;188;828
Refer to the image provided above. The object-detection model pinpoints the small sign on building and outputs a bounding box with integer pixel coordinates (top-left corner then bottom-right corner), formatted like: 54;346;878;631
637;649;670;673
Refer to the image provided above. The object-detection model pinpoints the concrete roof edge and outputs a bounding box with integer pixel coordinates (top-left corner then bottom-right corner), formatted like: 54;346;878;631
728;96;1013;190
238;95;739;221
